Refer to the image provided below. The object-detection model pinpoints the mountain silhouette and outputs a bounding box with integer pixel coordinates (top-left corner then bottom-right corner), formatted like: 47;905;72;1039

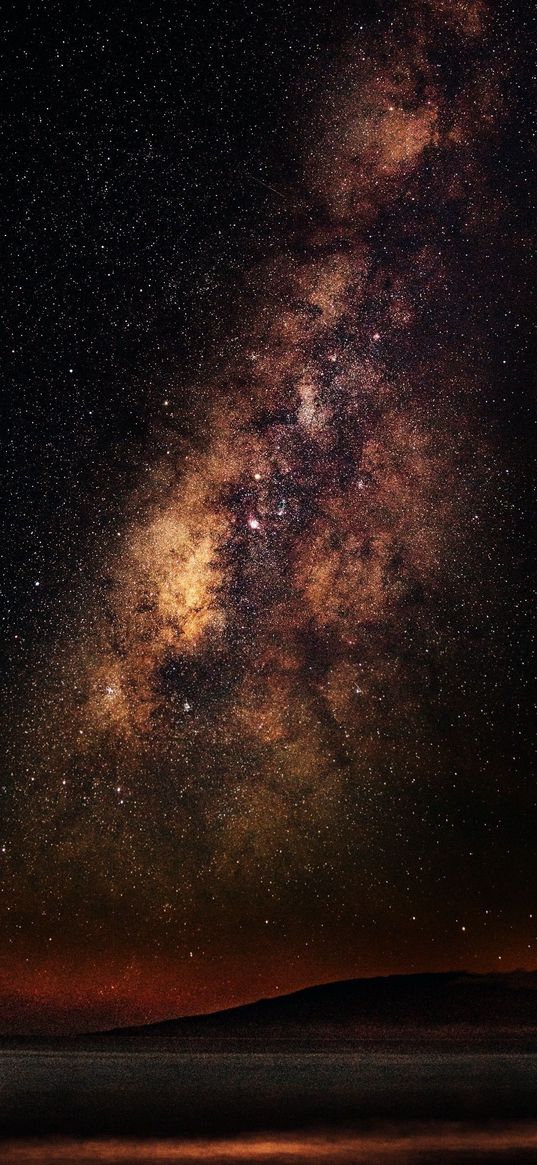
101;971;537;1041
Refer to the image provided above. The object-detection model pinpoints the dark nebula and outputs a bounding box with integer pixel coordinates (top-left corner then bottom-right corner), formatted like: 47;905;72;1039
1;0;535;1033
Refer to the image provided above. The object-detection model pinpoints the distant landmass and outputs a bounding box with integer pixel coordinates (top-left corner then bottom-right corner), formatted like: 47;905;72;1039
100;970;537;1042
3;972;537;1140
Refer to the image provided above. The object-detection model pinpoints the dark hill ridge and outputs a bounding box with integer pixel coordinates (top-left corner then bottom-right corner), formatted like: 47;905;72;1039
102;971;537;1041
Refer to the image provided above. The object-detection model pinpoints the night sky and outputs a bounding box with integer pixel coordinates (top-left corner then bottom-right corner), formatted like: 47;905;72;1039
2;0;535;1035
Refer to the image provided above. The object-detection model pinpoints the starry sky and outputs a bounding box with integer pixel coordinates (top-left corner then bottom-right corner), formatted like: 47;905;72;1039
2;0;535;1034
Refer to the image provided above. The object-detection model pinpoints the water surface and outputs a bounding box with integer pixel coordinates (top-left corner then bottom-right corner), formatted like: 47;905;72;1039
2;1043;536;1161
3;1125;537;1163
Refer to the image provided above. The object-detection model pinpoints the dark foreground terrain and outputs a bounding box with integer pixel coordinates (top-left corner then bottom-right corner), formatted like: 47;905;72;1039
2;973;536;1162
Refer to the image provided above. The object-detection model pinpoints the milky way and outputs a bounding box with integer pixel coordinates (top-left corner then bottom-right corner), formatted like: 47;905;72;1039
2;0;534;1032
